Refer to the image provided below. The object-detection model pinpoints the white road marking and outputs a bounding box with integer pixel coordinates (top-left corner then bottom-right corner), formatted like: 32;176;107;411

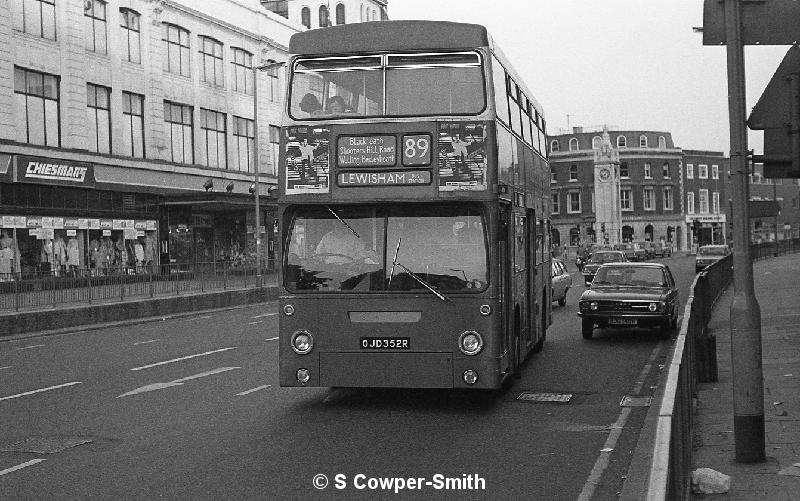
576;343;663;501
117;367;240;397
248;321;264;325
0;382;82;402
134;339;160;345
129;347;237;371
0;366;11;370
0;459;46;476
265;336;279;341
251;312;278;319
236;385;272;396
16;344;45;351
185;315;212;321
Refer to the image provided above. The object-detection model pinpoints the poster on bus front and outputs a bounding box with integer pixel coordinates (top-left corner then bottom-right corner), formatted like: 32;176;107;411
285;126;330;195
438;122;488;192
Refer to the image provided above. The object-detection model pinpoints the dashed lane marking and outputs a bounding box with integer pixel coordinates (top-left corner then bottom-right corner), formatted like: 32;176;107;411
265;337;279;341
248;321;264;325
0;382;82;402
0;459;46;476
237;385;272;396
129;347;237;371
0;366;10;370
16;344;45;351
134;339;160;345
251;313;278;319
117;367;241;398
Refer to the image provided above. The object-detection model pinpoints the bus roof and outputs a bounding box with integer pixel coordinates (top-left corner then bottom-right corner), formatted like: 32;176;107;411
289;20;490;55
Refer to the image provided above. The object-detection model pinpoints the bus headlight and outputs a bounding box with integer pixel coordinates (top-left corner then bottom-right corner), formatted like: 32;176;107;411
291;330;314;354
479;304;492;316
459;330;484;356
283;304;295;316
463;370;479;385
296;368;310;384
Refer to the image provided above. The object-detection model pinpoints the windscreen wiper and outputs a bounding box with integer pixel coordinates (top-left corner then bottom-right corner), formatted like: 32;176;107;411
387;237;448;302
325;206;360;238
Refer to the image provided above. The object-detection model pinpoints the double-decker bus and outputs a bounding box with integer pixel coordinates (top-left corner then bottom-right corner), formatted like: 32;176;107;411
278;21;552;389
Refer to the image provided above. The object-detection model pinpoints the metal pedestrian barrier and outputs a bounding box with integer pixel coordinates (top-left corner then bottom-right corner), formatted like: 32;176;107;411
0;262;274;312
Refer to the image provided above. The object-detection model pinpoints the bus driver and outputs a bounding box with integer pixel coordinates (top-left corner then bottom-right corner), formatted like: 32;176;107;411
314;225;379;265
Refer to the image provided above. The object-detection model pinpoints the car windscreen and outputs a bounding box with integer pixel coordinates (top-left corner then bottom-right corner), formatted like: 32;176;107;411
593;267;666;287
284;205;487;293
590;252;623;263
699;246;728;255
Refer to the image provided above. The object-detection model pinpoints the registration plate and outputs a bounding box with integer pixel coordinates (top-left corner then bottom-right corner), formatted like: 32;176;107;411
360;337;410;349
608;318;637;326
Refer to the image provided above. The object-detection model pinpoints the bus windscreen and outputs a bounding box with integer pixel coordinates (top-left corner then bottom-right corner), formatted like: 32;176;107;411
284;205;487;293
289;52;485;119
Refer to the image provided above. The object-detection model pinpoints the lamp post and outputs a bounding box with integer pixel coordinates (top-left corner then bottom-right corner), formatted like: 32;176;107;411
252;59;284;282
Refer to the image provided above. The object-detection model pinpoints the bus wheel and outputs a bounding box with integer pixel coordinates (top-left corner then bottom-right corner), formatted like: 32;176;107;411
582;319;594;339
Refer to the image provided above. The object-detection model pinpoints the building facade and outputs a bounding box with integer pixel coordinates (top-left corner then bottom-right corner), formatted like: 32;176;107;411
261;0;388;28
549;127;686;251
682;150;729;247
749;163;800;241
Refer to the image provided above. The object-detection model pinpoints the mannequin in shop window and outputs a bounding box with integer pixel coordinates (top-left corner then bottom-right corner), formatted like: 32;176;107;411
143;234;154;272
67;236;80;276
134;238;144;273
0;231;13;281
101;237;113;274
40;238;53;275
90;239;102;276
115;237;128;272
53;235;67;277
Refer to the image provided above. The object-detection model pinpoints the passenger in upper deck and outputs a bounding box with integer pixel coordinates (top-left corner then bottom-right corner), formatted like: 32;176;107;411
299;93;323;117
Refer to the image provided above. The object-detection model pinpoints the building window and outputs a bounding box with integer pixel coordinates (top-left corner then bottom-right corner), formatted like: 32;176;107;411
199;108;226;168
567;191;581;213
269;124;281;175
232;116;254;172
658;136;666;148
662;162;670;178
699;164;708;179
16;0;56;40
231;48;254;95
319;5;330;27
712;164;719;179
644;162;651;178
686;163;694;179
120;8;141;63
336;3;345;24
86;83;111;153
591;192;595;213
617;135;627;148
663;186;673;210
550;166;556;183
639;134;647;148
687;192;695;214
122;91;145;158
569;137;578;151
164;101;193;164
301;7;311;28
551;192;559;214
621;188;633;211
712;192;720;214
569;165;578;181
620;162;629;178
643;187;655;211
84;0;107;54
592;136;601;149
550;139;559;152
200;36;224;87
163;23;190;77
268;67;280;102
13;67;60;146
699;189;709;213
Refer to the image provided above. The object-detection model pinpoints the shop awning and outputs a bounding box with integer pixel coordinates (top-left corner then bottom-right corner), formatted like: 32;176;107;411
157;193;274;213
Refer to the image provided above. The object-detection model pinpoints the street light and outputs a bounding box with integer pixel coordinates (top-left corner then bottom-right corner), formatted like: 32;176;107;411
252;58;285;282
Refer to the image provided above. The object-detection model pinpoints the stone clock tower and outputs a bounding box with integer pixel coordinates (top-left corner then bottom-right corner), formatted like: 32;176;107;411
593;128;622;245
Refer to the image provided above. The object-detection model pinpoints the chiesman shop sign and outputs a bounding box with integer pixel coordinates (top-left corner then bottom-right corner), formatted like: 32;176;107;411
16;155;94;186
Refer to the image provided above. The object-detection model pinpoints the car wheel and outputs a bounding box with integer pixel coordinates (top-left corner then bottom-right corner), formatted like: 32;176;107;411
558;288;568;306
582;319;594;339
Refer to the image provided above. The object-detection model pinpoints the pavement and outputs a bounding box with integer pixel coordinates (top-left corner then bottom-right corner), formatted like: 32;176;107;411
691;253;800;499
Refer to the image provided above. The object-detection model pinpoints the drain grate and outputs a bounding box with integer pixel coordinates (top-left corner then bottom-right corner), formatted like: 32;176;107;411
516;392;573;403
1;436;92;454
620;395;652;407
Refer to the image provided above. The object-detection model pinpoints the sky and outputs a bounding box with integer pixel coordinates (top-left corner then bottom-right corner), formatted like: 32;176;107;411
388;0;790;154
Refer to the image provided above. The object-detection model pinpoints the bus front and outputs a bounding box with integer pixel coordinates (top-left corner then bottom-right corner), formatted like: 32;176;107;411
278;22;506;389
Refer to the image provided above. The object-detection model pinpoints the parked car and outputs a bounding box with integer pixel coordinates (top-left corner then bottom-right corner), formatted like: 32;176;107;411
613;243;637;262
631;242;647;262
581;250;627;285
643;241;656;259
653;242;673;258
695;244;731;272
578;262;680;339
551;259;573;306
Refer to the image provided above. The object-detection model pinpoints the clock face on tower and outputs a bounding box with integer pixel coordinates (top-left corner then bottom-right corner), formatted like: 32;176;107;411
599;167;611;181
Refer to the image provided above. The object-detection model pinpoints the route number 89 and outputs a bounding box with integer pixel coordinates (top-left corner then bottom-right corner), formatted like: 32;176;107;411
402;134;431;166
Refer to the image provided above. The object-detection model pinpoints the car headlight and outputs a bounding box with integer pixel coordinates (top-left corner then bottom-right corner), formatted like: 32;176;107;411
291;330;314;354
579;301;589;312
648;302;665;312
458;330;484;356
590;301;598;311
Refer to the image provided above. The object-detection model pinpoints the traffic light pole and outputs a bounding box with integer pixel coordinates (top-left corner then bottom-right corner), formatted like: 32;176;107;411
724;0;765;463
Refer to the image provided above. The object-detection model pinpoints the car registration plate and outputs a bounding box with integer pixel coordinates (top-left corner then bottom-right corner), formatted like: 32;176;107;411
360;337;410;349
608;318;637;326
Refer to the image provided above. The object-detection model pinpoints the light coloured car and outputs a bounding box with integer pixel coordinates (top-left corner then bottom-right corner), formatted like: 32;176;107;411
551;259;572;306
695;244;731;272
582;250;627;285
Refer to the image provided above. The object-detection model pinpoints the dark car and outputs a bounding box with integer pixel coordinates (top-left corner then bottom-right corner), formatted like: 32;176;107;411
582;250;626;285
613;243;637;262
695;244;731;272
653;242;673;258
578;262;679;339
